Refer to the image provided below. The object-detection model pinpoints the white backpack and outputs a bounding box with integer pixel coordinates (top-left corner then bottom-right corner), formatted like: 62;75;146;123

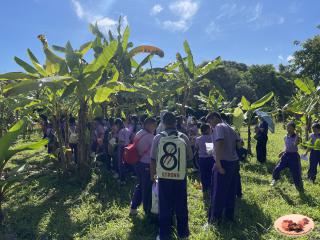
156;131;187;180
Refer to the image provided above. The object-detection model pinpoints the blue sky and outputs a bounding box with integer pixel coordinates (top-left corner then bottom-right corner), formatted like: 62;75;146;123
0;0;319;73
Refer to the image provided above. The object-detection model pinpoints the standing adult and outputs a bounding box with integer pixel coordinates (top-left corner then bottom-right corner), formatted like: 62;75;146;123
150;112;193;240
130;117;157;216
256;117;268;163
206;112;241;224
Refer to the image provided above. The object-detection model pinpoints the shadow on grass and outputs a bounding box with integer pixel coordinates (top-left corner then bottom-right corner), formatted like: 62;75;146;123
242;161;276;175
242;175;271;185
90;165;160;240
89;164;137;209
213;199;273;240
127;215;158;240
275;186;318;207
5;170;88;240
275;187;295;206
298;191;318;207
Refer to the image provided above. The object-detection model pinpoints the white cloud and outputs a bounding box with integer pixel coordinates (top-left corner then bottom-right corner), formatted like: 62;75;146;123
247;3;263;22
264;47;269;52
216;3;239;20
97;16;129;35
163;20;189;32
72;0;85;19
169;0;199;20
71;0;128;35
151;4;163;16
154;0;199;32
206;21;221;35
287;55;294;62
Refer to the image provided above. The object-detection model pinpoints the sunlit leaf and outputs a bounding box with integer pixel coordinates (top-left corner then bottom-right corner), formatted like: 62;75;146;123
84;40;118;73
251;92;274;110
14;57;38;74
27;49;47;76
147;98;154;106
241;96;251;111
79;41;92;56
94;87;115;103
183;40;195;74
0;72;37;81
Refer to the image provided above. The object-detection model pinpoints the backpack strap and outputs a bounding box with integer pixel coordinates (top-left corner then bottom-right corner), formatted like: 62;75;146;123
133;132;149;145
160;130;179;137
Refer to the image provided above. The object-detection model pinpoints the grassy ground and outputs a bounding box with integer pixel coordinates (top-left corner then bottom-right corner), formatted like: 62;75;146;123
1;124;320;240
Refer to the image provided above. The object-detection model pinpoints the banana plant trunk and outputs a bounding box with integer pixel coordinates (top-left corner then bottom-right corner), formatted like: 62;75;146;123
305;115;311;141
52;116;68;174
182;88;189;116
247;113;253;155
77;101;90;181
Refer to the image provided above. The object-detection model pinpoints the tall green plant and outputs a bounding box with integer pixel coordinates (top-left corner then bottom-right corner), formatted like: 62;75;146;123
167;40;221;115
240;92;274;154
285;78;320;140
0;118;48;222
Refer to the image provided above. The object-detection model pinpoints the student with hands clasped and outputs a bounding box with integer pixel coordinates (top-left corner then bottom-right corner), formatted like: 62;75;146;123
270;121;304;192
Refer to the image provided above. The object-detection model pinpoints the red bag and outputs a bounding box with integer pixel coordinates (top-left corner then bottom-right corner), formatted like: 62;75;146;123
123;133;149;165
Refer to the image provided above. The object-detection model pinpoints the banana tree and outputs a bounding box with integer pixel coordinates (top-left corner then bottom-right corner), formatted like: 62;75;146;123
0;38;76;175
284;78;320;140
1;33;124;179
0;118;48;223
166;40;221;115
42;35;125;179
240;92;274;154
89;17;164;116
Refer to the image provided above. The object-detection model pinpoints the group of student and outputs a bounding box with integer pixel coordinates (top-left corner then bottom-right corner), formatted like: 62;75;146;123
40;111;320;240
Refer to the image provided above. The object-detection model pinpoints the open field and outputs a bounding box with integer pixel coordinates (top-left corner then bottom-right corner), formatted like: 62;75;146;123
2;124;320;240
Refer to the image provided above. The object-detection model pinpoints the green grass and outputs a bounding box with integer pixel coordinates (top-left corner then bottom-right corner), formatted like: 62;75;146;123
2;125;320;240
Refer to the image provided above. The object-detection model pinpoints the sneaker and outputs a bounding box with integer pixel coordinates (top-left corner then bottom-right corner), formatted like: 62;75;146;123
156;235;160;240
270;179;277;186
129;208;138;216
